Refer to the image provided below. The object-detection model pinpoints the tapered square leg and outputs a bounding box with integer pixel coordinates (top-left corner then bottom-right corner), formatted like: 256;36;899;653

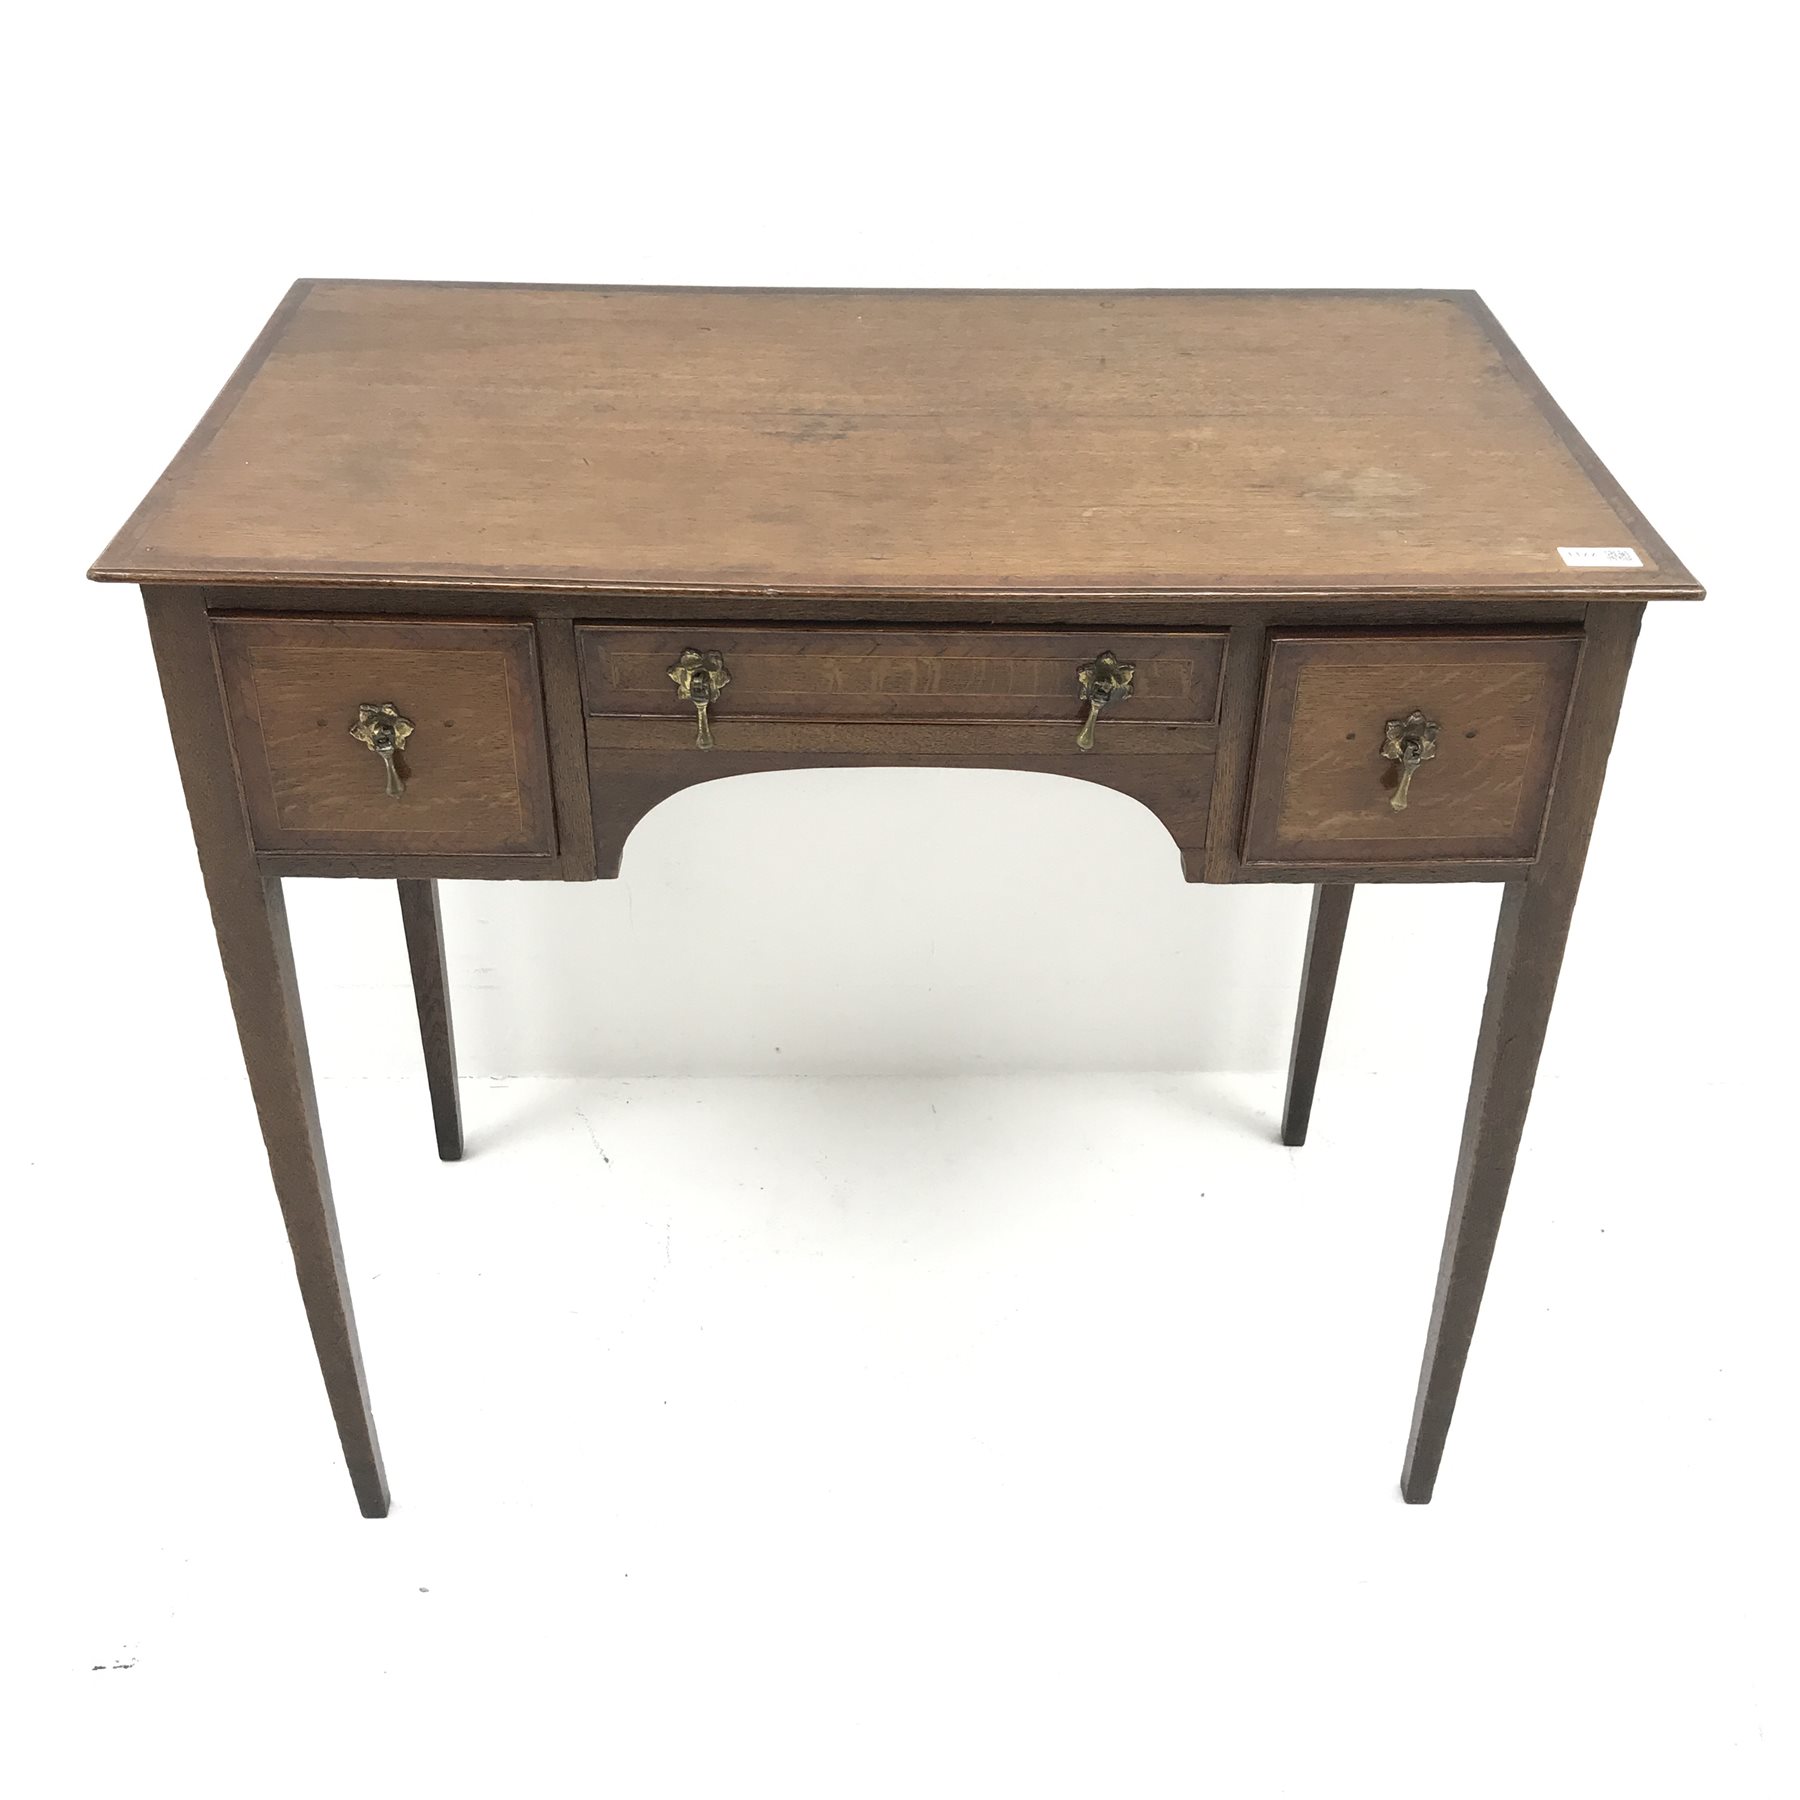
1401;876;1578;1502
398;879;463;1161
1400;603;1643;1503
1282;883;1354;1147
145;592;390;1517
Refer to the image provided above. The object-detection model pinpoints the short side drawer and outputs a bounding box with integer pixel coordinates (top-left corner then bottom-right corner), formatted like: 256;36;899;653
214;616;556;855
1242;632;1582;867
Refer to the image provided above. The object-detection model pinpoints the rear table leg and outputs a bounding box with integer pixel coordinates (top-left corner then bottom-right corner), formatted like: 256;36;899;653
398;879;463;1162
1282;883;1354;1147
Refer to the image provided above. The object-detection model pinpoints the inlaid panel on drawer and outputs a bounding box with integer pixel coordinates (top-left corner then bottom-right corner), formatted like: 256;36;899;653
214;617;556;855
1242;632;1582;867
578;627;1225;727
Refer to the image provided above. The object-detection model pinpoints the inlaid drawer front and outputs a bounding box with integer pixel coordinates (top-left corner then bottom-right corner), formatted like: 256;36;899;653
1243;632;1583;866
577;626;1225;753
214;617;556;855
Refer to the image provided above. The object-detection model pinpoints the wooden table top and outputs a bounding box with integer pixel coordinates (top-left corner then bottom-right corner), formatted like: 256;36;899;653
92;282;1698;602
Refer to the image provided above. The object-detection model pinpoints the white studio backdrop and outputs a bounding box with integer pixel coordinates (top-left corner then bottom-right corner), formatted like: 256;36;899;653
8;6;1799;1797
8;0;1787;1089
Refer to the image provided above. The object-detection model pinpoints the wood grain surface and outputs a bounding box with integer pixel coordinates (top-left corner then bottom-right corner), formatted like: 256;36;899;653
587;717;1217;758
91;283;1698;600
579;626;1225;724
1242;632;1582;866
587;748;1217;880
214;616;556;855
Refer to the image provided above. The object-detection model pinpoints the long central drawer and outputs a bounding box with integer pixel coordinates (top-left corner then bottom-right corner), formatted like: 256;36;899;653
576;625;1225;753
576;623;1225;877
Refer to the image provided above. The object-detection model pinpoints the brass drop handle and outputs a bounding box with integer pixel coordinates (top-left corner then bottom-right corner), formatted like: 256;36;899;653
667;649;731;750
1381;710;1439;811
1075;652;1135;751
350;702;414;799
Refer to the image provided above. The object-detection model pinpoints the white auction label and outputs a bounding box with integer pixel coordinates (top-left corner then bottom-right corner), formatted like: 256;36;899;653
1558;546;1643;568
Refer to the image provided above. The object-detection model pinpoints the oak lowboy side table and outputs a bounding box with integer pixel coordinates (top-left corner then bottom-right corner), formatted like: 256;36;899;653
92;283;1701;1515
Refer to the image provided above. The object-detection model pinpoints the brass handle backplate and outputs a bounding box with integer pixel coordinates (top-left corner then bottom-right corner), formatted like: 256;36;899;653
1075;652;1135;751
350;702;414;798
1381;710;1439;811
667;649;731;750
